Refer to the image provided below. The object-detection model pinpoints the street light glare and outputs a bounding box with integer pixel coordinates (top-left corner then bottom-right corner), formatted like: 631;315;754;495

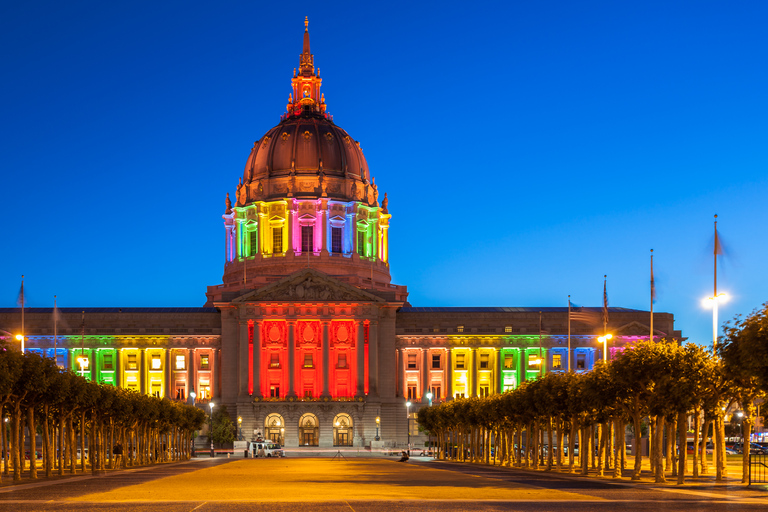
15;334;23;341
406;401;412;407
702;292;730;308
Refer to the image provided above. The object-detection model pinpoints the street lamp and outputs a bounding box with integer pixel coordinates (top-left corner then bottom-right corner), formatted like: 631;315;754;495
209;402;215;457
237;416;243;441
375;415;380;441
406;401;412;455
15;334;25;354
597;334;613;363
426;391;433;407
703;293;729;352
190;391;196;406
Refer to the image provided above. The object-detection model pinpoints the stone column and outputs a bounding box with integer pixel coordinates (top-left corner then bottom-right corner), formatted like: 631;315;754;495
446;349;452;400
369;321;379;397
187;348;194;400
497;349;503;394
322;322;330;397
252;321;261;398
470;348;477;398
287;321;296;397
321;205;328;254
116;350;122;389
238;322;249;399
421;348;428;400
213;348;220;399
140;348;146;395
165;348;172;399
356;322;365;396
90;349;96;382
395;348;402;397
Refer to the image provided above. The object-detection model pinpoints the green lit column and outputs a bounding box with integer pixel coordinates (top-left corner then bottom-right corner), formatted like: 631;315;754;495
116;350;122;389
497;348;503;394
90;348;96;382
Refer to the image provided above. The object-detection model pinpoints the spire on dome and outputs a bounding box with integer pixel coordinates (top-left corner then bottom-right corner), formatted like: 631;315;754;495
299;16;314;75
282;18;330;121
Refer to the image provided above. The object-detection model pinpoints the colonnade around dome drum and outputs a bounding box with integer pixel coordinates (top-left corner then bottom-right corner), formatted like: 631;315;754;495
224;199;389;264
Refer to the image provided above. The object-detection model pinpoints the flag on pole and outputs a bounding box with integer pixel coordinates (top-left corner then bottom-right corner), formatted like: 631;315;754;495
602;275;609;329
17;280;24;307
650;250;656;304
569;301;600;325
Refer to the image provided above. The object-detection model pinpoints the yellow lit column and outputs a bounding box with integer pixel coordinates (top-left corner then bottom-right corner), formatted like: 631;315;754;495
165;348;171;398
116;350;122;390
140;348;146;394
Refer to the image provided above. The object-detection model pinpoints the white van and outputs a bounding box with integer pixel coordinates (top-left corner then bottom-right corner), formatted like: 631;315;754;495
248;440;284;458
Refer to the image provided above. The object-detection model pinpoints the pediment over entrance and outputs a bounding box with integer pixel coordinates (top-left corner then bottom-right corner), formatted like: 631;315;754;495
614;321;665;337
232;268;384;303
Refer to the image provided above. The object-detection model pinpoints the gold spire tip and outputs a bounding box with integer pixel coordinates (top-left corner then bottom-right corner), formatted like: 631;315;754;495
305;16;308;29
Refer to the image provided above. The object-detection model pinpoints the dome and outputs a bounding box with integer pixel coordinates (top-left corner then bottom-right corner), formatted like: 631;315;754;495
240;110;371;203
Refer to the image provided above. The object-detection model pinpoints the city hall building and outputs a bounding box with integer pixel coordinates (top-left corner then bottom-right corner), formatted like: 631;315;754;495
1;21;682;450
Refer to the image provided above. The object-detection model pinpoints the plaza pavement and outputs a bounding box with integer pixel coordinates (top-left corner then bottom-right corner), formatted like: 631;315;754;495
0;456;765;511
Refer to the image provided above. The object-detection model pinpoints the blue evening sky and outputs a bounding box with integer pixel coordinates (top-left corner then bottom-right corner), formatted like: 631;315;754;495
1;1;766;347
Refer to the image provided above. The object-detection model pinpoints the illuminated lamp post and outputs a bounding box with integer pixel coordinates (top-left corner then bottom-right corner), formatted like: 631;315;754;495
426;391;433;407
703;293;729;353
15;334;25;354
237;416;243;441
190;391;196;406
597;334;613;363
209;402;215;457
375;415;380;441
406;401;412;455
76;355;89;377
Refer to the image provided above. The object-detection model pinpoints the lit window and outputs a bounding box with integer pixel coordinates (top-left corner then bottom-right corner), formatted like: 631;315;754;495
431;353;441;369
301;225;314;253
457;325;464;333
303;353;313;368
337;353;347;368
357;230;365;256
151;355;161;370
480;354;489;369
331;227;342;254
270;353;280;368
407;385;417;400
480;385;490;398
576;353;586;370
127;354;138;370
455;354;465;370
528;353;542;368
249;229;258;255
407;353;417;369
102;354;113;371
304;387;313;399
505;326;513;333
270;385;280;398
430;385;441;400
200;354;210;370
272;227;283;254
504;354;515;369
553;354;562;370
175;355;186;370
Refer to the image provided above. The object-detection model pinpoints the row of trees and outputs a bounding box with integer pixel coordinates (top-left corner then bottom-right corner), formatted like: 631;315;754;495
0;342;207;483
417;303;768;485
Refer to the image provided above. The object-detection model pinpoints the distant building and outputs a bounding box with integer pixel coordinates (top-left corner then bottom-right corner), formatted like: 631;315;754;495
1;20;682;450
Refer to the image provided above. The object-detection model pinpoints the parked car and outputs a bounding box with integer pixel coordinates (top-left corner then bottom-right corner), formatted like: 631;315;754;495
732;442;767;455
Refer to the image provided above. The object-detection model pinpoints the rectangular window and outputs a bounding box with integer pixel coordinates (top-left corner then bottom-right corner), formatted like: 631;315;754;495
270;353;280;368
576;353;586;370
337;353;347;368
102;354;113;371
331;227;342;253
504;354;515;369
479;385;490;398
151;355;161;370
127;354;138;370
457;325;464;333
175;355;186;370
480;353;489;369
200;354;210;370
505;326;513;333
553;354;562;370
304;387;313;399
175;381;186;400
301;225;314;253
455;353;465;370
407;353;417;369
272;227;283;254
528;353;542;368
270;385;280;398
55;353;65;367
430;385;441;400
431;353;441;369
249;229;258;255
150;381;162;397
303;353;313;368
77;355;90;371
407;385;417;400
357;230;365;256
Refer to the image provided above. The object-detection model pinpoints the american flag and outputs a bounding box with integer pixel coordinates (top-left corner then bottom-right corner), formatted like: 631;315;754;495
602;276;609;328
569;302;600;325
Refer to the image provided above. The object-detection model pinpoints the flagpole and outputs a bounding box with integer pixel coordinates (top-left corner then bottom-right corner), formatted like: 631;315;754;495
568;295;571;373
650;249;654;343
54;295;58;362
21;275;25;354
713;214;718;352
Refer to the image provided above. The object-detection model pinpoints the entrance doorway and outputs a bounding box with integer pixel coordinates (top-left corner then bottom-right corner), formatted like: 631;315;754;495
333;413;353;447
264;413;284;445
299;413;319;446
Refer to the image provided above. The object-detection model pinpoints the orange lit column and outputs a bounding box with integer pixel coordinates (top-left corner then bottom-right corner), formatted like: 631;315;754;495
238;322;249;398
322;321;330;397
252;321;261;397
287;321;296;397
395;348;401;397
187;348;195;399
356;322;364;396
369;321;378;397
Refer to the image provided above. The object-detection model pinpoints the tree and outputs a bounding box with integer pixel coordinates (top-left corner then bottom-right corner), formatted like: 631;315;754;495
210;405;236;445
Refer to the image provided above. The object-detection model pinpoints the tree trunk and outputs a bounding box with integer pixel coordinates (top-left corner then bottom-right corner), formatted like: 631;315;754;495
569;418;576;472
596;423;604;476
670;417;678;477
742;415;753;484
665;418;674;472
677;411;687;485
715;413;726;481
27;405;37;479
613;418;623;479
556;420;563;472
546;418;554;470
701;418;711;475
605;420;613;474
43;405;51;477
692;409;700;478
58;416;65;476
654;416;666;483
80;411;86;472
11;406;21;481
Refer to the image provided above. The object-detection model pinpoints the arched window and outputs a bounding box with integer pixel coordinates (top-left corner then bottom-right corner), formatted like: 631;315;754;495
333;413;353;447
299;413;319;446
264;413;285;445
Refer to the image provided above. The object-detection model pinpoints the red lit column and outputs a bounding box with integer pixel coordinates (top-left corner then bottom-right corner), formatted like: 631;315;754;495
369;321;379;397
356;322;364;396
287;321;296;397
238;322;249;398
322;321;330;397
252;321;261;397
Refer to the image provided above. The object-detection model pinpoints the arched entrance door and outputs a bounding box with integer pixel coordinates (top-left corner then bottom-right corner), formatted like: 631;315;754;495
299;413;319;446
264;413;284;445
333;413;354;447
